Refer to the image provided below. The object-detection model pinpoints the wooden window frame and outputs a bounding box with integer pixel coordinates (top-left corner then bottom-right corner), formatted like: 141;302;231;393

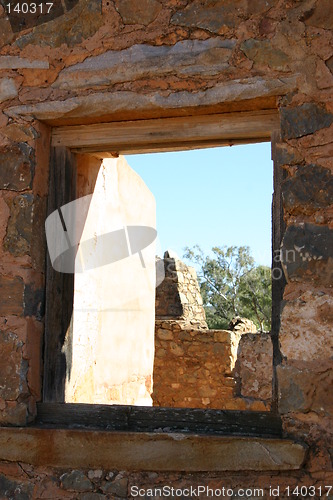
42;109;285;436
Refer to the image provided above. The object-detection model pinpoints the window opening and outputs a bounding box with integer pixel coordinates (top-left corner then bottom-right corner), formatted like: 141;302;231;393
45;143;274;413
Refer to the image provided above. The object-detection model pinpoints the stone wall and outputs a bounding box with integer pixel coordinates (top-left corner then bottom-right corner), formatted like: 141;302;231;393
0;0;332;493
153;320;272;411
155;252;208;328
235;333;273;403
154;258;273;410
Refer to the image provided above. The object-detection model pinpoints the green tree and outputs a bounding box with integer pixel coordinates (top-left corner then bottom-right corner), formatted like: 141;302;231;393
183;245;272;332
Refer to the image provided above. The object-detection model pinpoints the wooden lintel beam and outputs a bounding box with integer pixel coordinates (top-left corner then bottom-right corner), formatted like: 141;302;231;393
51;110;279;154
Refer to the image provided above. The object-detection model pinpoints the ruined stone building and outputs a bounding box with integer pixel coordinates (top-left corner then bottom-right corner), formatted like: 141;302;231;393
0;0;332;498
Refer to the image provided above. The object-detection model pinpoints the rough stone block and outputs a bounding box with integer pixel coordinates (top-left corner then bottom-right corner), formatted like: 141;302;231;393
240;39;290;71
237;333;273;401
229;316;257;333
304;0;333;29
81;494;107;500
5;0;65;33
16;0;102;48
0;144;34;191
282;164;333;215
280;103;333;139
60;470;93;492
327;56;333;75
280;290;333;362
4;194;34;257
101;477;128;497
3;124;38;143
53;39;235;90
0;78;18;103
3;193;45;268
278;363;333;416
272;144;302;168
281;224;333;285
171;0;248;32
24;285;45;320
0;56;49;69
0;275;24;316
0;18;14;48
0;331;24;400
0;474;33;500
0;401;28;426
114;0;161;25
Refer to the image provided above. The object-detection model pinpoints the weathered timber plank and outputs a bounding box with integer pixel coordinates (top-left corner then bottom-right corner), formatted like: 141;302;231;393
51;110;279;153
43;147;77;402
271;132;287;410
36;403;282;437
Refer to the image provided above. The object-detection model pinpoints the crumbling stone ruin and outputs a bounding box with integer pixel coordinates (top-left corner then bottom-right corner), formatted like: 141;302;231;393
0;0;332;497
154;254;273;410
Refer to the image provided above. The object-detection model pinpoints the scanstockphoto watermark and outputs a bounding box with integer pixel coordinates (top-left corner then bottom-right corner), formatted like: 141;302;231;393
131;485;333;498
2;0;79;32
45;194;165;285
271;248;295;281
130;485;265;498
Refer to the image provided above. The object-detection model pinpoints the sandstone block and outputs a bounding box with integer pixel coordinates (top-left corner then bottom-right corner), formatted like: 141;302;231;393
0;427;307;471
229;316;257;333
0;275;24;316
156;328;173;340
7;76;298;124
213;330;232;342
0;144;34;191
282;164;333;215
240;39;290;71
280;103;333;139
0;78;18;103
53;39;235;90
114;0;161;25
280;290;333;362
281;223;333;285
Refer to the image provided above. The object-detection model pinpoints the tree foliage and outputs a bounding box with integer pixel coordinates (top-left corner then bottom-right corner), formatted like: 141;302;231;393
183;245;272;332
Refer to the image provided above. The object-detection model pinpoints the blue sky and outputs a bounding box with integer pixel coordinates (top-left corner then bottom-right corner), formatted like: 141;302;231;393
126;142;273;267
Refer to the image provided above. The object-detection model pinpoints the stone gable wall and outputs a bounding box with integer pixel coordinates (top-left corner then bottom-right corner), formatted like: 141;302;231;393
0;0;332;492
155;254;208;328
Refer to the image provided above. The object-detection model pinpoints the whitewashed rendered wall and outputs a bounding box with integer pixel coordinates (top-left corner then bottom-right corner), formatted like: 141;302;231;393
66;156;156;405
